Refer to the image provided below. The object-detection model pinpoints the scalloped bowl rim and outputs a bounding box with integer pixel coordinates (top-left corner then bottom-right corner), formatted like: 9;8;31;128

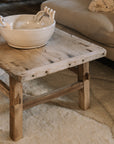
0;14;56;31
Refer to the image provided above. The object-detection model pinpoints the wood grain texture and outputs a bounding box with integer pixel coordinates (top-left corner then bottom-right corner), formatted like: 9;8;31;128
23;82;83;110
78;62;90;110
0;80;9;97
0;28;106;82
10;76;23;141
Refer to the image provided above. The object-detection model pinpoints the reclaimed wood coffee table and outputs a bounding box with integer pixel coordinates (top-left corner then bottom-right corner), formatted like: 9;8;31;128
0;28;106;141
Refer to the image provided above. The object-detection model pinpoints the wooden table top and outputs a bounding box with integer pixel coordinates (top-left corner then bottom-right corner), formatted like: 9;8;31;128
0;28;106;82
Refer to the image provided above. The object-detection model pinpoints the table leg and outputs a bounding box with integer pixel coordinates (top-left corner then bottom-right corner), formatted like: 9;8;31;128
78;62;90;110
9;76;23;141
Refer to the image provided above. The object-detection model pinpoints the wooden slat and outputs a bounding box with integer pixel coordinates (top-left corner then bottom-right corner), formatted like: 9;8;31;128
20;50;106;82
0;80;9;97
23;82;83;110
10;76;23;141
78;62;90;110
0;28;106;82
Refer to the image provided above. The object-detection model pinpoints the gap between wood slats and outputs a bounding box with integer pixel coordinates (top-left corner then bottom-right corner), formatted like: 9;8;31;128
23;82;83;110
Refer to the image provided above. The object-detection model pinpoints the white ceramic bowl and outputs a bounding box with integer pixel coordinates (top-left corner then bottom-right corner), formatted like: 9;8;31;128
0;14;56;49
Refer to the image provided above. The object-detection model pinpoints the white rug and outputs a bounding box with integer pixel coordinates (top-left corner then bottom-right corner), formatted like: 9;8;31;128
0;69;5;76
0;61;113;144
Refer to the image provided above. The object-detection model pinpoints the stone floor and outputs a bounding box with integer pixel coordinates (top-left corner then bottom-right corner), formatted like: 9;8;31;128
0;0;41;16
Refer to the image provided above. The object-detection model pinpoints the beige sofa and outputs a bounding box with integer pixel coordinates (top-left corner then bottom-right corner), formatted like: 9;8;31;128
42;0;114;61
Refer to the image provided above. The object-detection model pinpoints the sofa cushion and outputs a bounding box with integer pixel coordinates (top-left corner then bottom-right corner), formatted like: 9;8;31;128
88;0;114;13
41;0;114;47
